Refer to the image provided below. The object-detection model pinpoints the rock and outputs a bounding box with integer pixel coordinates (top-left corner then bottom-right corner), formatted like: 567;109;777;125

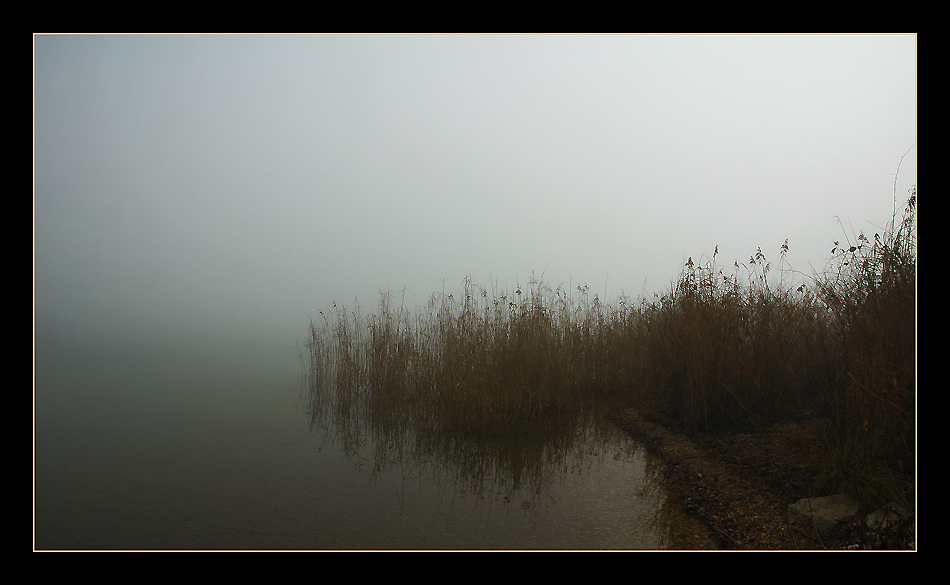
865;502;912;531
788;494;860;531
865;502;915;549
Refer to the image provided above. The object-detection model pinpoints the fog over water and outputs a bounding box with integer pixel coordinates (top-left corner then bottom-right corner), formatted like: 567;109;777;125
33;34;915;549
35;34;916;363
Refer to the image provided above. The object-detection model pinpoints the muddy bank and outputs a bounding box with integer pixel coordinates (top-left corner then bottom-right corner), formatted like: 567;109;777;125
607;405;914;550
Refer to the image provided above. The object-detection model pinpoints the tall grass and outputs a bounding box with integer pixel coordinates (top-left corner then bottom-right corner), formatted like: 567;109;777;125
308;277;638;439
307;190;916;510
636;244;830;431
813;188;917;507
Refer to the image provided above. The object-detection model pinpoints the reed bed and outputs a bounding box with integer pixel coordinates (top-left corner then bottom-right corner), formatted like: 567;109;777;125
308;277;638;439
812;189;917;506
306;282;638;506
637;251;824;431
306;190;916;510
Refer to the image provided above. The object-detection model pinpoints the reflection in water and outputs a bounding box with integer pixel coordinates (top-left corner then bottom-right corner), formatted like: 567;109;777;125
312;397;631;525
308;405;675;549
34;331;710;549
303;364;700;549
300;284;719;549
305;284;628;521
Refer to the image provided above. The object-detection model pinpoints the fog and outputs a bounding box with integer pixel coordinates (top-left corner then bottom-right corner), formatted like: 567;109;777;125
33;34;916;376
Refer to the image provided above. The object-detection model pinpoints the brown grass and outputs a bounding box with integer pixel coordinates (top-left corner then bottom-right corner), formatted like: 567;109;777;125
306;189;916;511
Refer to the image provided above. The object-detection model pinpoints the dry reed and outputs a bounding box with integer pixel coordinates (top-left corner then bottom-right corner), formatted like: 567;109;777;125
306;190;916;511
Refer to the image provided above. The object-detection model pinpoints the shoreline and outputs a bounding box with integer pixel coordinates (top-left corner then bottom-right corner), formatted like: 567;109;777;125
607;405;915;550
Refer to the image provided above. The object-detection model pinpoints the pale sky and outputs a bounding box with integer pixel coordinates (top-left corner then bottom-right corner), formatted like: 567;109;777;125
33;34;917;368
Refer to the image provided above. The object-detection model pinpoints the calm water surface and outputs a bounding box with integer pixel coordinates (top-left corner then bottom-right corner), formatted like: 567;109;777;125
34;337;705;550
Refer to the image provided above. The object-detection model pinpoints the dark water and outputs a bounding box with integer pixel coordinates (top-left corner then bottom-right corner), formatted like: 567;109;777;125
34;336;704;550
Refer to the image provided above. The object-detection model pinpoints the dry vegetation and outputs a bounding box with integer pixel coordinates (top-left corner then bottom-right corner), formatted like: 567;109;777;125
306;189;916;522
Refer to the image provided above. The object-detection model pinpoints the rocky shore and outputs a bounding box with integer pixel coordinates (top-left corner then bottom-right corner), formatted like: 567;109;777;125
607;404;915;550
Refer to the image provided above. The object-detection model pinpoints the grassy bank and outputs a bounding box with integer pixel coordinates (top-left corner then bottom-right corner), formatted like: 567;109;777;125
307;190;915;512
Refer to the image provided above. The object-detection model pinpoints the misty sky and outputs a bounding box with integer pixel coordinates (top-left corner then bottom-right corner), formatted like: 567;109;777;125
33;34;917;367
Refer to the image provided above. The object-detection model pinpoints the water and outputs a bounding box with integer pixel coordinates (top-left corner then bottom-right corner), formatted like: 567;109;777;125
33;336;703;550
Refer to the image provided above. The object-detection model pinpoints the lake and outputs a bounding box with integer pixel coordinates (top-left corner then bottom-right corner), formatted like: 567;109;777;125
33;333;707;550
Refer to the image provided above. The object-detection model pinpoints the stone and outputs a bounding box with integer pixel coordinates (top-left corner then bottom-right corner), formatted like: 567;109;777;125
787;494;860;531
865;502;915;549
865;502;912;531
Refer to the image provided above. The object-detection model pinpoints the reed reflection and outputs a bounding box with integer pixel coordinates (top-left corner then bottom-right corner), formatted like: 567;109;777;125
304;276;640;513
